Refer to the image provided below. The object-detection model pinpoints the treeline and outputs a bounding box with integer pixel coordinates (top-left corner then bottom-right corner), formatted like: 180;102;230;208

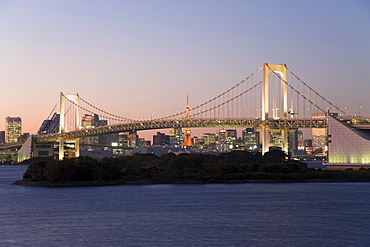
22;150;370;184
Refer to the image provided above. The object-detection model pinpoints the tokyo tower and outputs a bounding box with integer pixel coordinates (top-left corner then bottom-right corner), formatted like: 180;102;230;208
182;95;193;147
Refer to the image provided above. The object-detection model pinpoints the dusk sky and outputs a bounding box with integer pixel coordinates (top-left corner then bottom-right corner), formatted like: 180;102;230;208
0;0;369;138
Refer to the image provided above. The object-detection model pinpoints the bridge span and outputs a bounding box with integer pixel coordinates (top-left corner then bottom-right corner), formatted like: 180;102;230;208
34;118;327;142
2;63;369;168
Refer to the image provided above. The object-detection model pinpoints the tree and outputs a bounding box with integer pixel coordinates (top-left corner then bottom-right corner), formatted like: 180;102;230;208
262;150;289;163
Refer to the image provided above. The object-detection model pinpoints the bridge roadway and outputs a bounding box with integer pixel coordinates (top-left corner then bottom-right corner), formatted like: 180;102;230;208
33;118;327;142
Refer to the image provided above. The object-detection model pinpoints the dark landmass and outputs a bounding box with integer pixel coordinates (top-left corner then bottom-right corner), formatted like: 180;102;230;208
13;150;370;187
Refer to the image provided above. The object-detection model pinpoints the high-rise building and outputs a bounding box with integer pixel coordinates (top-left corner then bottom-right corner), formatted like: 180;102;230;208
297;130;304;150
153;132;170;146
288;129;299;151
192;136;204;149
37;113;60;135
5;116;22;143
218;129;227;151
226;129;237;140
20;133;30;142
0;131;5;144
128;131;138;147
170;127;183;147
81;114;107;128
312;113;327;154
200;133;217;151
242;128;260;151
218;129;227;142
218;129;238;151
202;133;216;146
81;114;108;145
270;130;282;145
118;132;129;147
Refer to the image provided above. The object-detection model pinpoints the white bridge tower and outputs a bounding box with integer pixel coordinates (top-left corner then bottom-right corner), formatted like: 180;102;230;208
261;63;288;154
59;92;80;160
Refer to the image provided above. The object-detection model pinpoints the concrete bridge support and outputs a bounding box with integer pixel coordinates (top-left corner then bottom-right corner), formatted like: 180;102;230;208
59;93;80;160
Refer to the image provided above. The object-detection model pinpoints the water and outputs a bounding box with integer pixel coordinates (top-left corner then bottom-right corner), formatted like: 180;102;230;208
1;165;370;247
304;160;327;169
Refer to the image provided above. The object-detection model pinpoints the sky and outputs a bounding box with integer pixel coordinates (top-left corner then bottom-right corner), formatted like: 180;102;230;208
0;0;369;139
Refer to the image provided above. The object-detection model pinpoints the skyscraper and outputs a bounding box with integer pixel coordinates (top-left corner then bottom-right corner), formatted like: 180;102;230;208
202;133;217;151
242;128;260;151
5;116;22;143
153;132;170;146
0;131;5;144
288;129;299;151
312;113;326;154
170;127;183;147
37;113;60;135
81;114;108;145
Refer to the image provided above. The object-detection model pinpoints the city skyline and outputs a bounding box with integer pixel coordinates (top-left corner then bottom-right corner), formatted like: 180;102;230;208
0;0;369;136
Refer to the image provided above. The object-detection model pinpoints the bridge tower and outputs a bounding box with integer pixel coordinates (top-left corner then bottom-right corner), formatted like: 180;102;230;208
182;95;193;147
59;92;80;160
261;63;288;154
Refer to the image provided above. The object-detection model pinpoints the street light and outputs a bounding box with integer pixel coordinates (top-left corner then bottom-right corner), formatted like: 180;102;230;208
272;108;279;119
345;107;349;116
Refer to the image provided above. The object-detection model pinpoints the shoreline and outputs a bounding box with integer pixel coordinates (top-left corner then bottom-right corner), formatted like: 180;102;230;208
12;179;370;187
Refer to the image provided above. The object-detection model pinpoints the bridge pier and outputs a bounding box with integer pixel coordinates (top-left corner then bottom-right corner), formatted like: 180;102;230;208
261;126;288;154
59;137;64;160
59;92;81;160
58;137;80;160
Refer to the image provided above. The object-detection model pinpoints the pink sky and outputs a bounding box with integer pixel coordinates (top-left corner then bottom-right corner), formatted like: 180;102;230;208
0;0;369;139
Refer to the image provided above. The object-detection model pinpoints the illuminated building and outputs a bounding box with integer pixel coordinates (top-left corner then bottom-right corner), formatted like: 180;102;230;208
242;128;259;151
311;113;327;154
226;129;237;140
20;133;30;142
202;133;216;146
226;129;237;150
81;114;108;145
201;133;217;151
37;113;60;135
327;114;370;167
81;114;107;128
118;132;129;147
5;116;22;143
170;127;183;147
218;129;237;151
128;131;138;147
116;131;139;147
297;131;304;150
193;136;203;149
218;129;227;151
182;96;193;147
270;130;282;145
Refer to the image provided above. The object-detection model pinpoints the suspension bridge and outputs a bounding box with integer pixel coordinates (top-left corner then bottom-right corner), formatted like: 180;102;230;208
8;63;370;167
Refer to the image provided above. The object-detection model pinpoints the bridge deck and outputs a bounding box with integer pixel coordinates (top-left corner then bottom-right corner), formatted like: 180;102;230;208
33;118;327;142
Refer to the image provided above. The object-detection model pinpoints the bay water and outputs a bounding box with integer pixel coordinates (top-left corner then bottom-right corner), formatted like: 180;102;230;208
1;165;369;247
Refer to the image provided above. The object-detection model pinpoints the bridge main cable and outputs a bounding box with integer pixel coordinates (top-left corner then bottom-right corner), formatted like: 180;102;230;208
285;66;348;116
266;64;347;116
62;93;137;122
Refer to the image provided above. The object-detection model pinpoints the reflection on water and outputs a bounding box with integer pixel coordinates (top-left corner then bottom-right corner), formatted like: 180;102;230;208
1;165;369;247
